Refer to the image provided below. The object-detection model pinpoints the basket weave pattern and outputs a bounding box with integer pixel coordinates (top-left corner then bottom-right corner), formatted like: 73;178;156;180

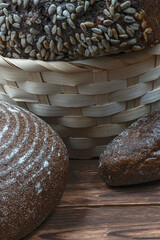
0;45;160;159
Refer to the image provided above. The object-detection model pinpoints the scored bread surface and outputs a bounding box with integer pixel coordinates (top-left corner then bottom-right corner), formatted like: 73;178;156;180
0;101;69;240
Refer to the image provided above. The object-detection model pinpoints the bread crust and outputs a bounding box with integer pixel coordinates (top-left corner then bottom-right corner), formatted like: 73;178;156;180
0;101;69;240
0;0;160;60
99;109;160;186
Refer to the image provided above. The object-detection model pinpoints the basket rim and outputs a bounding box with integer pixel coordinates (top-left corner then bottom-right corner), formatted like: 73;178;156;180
0;44;159;63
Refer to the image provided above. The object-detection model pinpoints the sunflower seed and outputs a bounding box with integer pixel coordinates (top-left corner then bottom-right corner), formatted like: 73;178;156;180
48;4;56;15
120;1;131;10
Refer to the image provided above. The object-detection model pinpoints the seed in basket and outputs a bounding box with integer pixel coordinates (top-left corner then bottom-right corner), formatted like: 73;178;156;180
0;0;159;60
99;110;160;187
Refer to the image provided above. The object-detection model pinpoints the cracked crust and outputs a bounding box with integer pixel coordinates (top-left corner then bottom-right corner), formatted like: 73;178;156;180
99;109;160;186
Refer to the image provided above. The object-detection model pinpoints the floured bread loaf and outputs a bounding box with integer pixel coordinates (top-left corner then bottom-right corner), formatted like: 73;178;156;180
99;109;160;186
0;101;69;240
0;0;159;60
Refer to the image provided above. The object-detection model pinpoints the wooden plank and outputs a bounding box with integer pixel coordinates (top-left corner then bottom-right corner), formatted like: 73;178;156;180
60;160;160;207
25;206;160;240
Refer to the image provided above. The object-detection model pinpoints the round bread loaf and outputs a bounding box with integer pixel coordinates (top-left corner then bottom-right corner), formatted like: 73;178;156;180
0;101;69;240
99;109;160;186
0;0;159;60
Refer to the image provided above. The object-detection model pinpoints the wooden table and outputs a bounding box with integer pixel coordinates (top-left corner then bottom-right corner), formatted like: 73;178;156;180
26;159;160;240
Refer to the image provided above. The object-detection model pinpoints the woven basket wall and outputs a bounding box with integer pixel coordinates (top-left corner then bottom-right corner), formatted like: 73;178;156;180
0;45;160;159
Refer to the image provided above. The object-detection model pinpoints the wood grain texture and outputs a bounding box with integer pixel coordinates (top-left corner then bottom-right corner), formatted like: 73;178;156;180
60;160;160;207
25;206;160;240
25;160;160;240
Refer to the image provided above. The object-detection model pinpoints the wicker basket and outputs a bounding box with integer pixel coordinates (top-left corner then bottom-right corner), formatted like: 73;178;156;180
0;45;160;159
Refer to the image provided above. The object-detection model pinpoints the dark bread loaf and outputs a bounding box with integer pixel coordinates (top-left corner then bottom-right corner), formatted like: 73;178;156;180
99;109;160;186
0;0;160;60
0;101;69;240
